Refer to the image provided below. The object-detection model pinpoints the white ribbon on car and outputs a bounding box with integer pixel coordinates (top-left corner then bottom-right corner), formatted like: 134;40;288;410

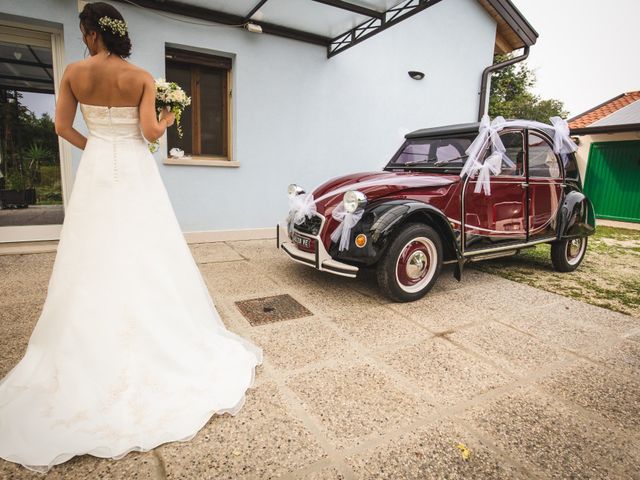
288;192;317;225
474;151;503;196
549;116;578;155
460;115;506;179
330;202;364;252
460;115;578;196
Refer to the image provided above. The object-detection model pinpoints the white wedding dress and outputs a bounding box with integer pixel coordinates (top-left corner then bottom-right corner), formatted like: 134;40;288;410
0;103;263;473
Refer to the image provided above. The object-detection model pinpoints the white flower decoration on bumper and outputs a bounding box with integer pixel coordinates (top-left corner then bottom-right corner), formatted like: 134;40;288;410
330;202;364;252
460;114;578;196
288;193;317;225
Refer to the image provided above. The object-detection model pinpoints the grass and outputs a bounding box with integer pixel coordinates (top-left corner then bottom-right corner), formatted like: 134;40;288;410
473;225;640;318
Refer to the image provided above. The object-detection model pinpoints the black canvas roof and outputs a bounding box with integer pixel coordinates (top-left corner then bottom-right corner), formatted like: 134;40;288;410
405;122;481;139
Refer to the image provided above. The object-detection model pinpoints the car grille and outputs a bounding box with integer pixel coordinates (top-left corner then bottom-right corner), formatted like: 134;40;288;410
294;214;322;236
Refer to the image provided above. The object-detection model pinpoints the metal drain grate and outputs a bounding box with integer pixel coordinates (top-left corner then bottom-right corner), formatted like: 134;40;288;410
235;294;313;326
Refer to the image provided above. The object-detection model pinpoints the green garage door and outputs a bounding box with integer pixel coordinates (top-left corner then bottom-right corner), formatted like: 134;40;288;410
584;140;640;223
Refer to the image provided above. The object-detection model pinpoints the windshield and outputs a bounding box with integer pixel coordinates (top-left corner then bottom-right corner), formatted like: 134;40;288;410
386;134;476;170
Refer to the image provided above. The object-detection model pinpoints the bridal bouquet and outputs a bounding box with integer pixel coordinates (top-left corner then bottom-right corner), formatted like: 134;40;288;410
148;78;191;153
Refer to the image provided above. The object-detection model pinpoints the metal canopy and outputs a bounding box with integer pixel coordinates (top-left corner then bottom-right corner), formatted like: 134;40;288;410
0;41;54;94
118;0;537;58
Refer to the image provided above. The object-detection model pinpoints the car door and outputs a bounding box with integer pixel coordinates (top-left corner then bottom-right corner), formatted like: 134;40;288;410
526;131;563;241
464;129;527;251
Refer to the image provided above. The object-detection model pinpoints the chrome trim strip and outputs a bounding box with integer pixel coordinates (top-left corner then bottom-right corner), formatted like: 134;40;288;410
463;236;555;257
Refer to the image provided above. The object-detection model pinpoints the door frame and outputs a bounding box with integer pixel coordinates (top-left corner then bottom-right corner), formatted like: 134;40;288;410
0;19;72;243
460;128;529;254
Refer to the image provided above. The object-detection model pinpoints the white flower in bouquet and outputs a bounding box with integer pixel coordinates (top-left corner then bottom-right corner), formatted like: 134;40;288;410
148;78;191;153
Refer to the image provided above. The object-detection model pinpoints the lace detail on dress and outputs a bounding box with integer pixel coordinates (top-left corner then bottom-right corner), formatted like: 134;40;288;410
79;103;139;121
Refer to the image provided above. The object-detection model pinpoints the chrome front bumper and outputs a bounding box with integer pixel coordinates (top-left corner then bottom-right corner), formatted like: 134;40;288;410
276;222;359;278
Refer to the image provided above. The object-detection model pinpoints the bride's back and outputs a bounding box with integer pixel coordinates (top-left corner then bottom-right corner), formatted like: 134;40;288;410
71;55;145;108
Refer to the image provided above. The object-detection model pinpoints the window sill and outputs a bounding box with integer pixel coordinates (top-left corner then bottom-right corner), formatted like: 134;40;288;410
163;156;240;168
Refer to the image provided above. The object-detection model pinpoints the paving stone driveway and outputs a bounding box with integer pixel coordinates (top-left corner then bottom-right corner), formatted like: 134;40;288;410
1;239;639;479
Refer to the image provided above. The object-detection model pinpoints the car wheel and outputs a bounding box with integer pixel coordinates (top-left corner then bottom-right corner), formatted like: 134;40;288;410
550;236;588;272
376;223;443;302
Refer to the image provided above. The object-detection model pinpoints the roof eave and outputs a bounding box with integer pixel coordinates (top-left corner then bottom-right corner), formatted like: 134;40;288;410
570;123;640;135
478;0;538;54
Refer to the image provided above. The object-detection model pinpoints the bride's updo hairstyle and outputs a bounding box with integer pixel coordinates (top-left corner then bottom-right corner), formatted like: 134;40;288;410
79;2;132;58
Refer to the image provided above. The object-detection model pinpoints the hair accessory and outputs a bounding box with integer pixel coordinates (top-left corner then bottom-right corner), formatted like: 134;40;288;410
98;16;127;37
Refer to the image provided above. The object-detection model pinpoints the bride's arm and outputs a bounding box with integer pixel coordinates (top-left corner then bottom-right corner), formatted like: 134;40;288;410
139;73;174;143
54;64;87;150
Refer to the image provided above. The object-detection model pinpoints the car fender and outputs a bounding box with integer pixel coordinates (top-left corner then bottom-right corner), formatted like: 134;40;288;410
333;200;463;279
556;190;596;239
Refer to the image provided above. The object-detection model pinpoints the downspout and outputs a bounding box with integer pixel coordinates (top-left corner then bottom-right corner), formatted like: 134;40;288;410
477;46;530;121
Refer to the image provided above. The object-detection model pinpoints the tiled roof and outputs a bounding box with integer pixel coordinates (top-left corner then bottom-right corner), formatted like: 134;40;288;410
569;91;640;129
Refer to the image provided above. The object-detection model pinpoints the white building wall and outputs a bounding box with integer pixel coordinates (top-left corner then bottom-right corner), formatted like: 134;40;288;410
0;0;497;234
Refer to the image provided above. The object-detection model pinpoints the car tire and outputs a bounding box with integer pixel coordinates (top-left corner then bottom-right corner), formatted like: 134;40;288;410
550;236;588;272
376;223;443;302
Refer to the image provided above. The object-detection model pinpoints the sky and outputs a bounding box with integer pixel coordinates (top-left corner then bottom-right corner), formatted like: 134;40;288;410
511;0;640;118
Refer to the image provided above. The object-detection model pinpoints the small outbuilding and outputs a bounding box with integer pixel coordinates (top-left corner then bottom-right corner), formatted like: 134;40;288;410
569;91;640;225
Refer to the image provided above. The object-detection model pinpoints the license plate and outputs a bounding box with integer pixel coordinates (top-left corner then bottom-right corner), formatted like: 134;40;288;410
293;233;311;249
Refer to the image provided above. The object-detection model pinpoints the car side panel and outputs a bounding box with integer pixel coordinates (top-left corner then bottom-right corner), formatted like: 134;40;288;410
528;176;563;241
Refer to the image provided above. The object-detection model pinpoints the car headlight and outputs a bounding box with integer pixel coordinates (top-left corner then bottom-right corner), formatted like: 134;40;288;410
288;184;305;196
343;190;367;213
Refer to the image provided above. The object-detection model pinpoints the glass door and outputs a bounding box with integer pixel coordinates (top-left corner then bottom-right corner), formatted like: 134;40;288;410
0;25;67;242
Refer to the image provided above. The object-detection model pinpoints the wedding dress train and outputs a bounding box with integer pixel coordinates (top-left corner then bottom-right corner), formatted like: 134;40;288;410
0;103;263;472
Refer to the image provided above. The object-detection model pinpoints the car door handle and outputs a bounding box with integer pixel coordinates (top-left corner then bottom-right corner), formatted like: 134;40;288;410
520;182;529;189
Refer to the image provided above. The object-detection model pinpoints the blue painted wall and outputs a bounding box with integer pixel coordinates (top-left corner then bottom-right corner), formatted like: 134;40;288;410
0;0;496;232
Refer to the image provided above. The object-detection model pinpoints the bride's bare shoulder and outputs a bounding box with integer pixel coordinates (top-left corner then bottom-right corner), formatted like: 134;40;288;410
115;62;152;84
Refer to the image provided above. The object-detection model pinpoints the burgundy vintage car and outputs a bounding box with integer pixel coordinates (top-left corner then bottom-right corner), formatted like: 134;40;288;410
277;121;596;302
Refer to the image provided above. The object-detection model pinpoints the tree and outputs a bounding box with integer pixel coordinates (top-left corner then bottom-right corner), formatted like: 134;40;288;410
489;54;568;122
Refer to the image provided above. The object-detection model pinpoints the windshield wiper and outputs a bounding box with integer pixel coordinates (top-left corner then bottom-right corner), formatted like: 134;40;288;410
402;154;468;167
403;156;438;166
433;155;468;166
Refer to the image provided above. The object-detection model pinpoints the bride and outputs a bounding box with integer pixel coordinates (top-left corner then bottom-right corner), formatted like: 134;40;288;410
0;2;262;473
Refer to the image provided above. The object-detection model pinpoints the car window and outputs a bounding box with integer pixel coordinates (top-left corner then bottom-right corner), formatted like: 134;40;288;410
528;133;561;178
390;135;475;169
562;152;580;181
495;131;525;176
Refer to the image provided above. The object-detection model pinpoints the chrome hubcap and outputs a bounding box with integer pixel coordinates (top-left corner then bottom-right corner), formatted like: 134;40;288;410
566;237;586;266
406;251;428;279
395;237;438;293
568;239;581;258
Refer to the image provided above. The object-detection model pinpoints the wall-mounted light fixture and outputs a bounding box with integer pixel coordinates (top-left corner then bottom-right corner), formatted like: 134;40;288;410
408;71;425;80
245;23;263;34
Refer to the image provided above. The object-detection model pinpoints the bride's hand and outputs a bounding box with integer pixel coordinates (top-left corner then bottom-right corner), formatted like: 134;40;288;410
160;107;176;127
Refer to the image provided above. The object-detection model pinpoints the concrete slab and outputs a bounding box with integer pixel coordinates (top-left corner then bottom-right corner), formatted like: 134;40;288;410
286;362;433;451
536;360;640;432
188;242;243;263
0;451;161;480
0;238;638;478
379;338;513;406
247;316;359;372
0;252;54;304
329;304;432;351
448;322;571;374
345;420;525;479
463;387;639;479
158;382;326;479
500;302;616;353
585;339;640;379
